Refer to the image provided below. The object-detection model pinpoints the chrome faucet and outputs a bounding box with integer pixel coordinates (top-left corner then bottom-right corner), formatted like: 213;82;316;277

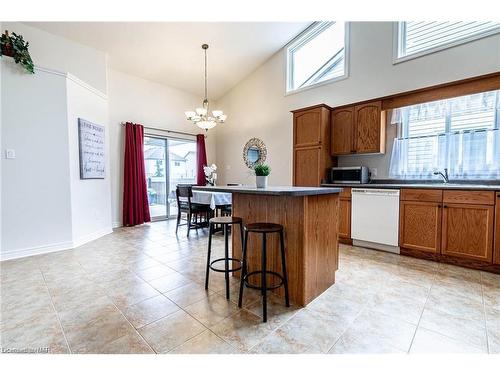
433;168;449;183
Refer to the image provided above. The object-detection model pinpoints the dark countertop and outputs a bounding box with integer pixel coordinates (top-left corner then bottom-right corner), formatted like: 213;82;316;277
321;182;500;191
192;185;343;196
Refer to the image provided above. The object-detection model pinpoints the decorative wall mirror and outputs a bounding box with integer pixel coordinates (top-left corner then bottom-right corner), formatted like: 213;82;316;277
243;138;267;169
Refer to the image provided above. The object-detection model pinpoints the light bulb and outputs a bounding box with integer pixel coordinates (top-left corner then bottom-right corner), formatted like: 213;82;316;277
212;110;223;118
196;107;207;116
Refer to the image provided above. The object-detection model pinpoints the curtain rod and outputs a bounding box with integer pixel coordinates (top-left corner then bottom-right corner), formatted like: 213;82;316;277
121;122;206;138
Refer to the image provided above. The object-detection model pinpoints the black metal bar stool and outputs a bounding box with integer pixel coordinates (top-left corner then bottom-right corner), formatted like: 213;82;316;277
238;222;290;322
205;216;244;299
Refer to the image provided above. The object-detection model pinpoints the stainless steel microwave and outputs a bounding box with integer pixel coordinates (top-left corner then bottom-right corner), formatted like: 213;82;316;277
330;166;369;184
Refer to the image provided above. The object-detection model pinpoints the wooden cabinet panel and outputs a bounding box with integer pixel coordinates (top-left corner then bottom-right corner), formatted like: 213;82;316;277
441;204;494;262
399;201;442;254
443;190;495;205
339;198;351;239
401;189;442;203
339;187;352;199
354;101;385;154
331;108;354;155
293;147;322;187
294;109;322;148
495;192;500;265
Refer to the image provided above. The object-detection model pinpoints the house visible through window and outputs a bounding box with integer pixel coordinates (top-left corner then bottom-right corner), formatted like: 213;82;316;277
389;90;500;180
285;22;348;94
396;22;500;61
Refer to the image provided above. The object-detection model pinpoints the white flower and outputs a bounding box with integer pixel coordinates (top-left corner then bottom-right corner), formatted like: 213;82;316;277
211;164;217;171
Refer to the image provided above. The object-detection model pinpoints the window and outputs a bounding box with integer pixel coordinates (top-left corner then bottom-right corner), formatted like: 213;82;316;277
389;90;500;180
396;22;500;61
285;22;348;94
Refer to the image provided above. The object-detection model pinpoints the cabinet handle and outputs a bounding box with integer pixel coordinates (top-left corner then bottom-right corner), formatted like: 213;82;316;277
437;205;442;208
443;205;448;208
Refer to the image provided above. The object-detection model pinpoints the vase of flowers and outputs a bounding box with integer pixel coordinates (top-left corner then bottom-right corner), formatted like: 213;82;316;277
254;163;270;188
203;164;218;186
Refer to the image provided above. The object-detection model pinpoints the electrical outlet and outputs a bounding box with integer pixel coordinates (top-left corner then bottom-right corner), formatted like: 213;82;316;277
370;168;378;177
5;149;16;159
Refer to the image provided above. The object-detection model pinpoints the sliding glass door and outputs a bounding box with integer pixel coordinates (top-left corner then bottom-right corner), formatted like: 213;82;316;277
144;136;197;220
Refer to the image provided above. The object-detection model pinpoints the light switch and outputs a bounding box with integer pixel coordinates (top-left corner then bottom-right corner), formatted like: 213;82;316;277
5;149;16;159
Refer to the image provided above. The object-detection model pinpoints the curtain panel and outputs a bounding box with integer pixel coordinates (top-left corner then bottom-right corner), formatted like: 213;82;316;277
123;123;151;226
389;90;500;180
196;134;207;186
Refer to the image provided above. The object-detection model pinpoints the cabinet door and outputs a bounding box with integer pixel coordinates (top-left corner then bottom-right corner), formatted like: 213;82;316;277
354;101;385;154
495;192;500;265
399;201;442;254
294;109;322;148
331;107;354;155
442;204;494;262
293;146;321;187
339;198;351;239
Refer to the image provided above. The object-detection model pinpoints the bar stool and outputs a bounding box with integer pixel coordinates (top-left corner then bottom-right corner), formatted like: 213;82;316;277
238;222;290;322
205;216;244;300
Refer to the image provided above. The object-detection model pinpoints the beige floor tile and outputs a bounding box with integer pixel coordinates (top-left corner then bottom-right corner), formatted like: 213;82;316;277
122;295;180;328
147;272;192;293
99;332;154;354
252;329;319;354
426;285;485;320
485;307;500;353
481;271;500;289
329;333;405;354
138;310;206;353
169;331;240;354
419;307;487;350
482;285;500;311
246;293;299;330
64;310;136;353
306;292;367;325
133;264;177;282
272;308;350;353
366;289;427;325
164;283;214;308
184;293;240;328
338;309;417;352
105;281;161;310
410;328;486;353
210;309;274;352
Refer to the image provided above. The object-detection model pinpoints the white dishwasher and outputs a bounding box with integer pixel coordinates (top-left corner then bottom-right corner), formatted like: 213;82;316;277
351;188;400;254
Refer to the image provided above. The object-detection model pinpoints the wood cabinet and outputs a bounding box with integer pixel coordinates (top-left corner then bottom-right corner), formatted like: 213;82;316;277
339;188;351;241
400;200;442;254
441;203;494;262
331;100;386;155
292;105;335;187
495;192;500;265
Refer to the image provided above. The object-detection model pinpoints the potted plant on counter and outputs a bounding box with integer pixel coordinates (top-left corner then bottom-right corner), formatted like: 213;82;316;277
1;30;35;74
254;163;270;188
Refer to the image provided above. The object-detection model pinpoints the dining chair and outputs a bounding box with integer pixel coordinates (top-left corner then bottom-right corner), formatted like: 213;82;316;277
175;185;211;236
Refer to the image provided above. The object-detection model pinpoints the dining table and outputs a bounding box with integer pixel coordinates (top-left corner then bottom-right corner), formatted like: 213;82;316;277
190;189;232;210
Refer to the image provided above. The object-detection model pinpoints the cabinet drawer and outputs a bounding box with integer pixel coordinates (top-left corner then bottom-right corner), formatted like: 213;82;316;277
339;187;351;199
443;190;495;205
401;189;442;203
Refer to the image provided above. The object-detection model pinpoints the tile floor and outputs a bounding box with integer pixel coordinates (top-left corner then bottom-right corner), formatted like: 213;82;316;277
1;220;499;354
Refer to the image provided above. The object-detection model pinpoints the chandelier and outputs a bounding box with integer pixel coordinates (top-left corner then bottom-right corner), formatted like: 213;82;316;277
185;44;226;131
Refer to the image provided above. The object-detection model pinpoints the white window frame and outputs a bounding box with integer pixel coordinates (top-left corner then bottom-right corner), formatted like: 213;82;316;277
284;22;350;96
393;21;500;64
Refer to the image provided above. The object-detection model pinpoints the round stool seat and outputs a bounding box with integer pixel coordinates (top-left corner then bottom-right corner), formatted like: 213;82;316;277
245;222;283;233
209;216;242;225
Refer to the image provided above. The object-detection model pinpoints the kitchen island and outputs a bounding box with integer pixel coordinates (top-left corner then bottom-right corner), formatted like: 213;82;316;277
192;185;343;306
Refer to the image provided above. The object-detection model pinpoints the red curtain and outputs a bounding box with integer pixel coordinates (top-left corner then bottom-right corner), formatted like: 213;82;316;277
196;134;207;186
123;123;151;226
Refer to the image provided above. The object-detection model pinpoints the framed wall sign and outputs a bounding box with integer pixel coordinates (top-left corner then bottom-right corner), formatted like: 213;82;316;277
78;118;105;179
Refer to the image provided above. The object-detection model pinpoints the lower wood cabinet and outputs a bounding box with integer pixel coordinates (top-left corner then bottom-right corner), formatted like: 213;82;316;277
399;201;441;254
441;203;494;262
339;198;351;240
495;193;500;265
293;146;322;187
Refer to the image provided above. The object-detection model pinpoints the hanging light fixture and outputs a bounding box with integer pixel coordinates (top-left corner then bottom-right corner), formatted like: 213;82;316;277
185;44;226;131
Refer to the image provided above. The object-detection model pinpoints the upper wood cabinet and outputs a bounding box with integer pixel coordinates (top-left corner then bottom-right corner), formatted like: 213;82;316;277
494;192;500;265
441;203;494;263
331;100;386;155
292;105;335;187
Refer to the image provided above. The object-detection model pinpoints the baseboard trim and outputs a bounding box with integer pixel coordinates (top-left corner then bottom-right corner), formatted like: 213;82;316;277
1;227;113;261
112;221;122;229
72;227;113;248
0;240;74;261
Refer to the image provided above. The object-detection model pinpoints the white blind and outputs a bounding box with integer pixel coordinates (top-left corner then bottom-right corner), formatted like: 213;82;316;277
400;22;500;57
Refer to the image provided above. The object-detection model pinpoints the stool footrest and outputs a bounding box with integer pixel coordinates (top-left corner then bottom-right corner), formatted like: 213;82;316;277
209;258;242;273
243;270;284;290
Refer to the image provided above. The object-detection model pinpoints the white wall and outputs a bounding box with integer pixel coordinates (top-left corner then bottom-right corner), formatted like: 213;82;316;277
108;69;217;227
215;22;500;185
66;77;112;245
2;22;108;94
1;59;73;258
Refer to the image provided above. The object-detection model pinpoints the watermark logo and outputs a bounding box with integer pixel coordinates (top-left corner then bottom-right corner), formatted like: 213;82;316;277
1;347;50;354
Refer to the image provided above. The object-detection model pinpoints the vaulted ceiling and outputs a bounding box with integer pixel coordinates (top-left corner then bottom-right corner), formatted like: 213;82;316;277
27;22;310;99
